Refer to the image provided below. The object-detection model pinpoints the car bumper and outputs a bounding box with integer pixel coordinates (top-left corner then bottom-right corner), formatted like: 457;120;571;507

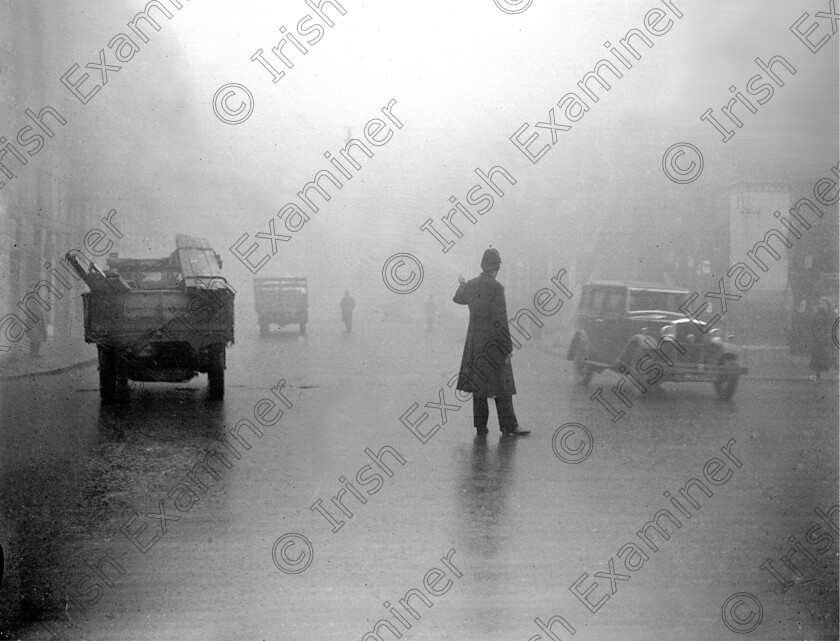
660;363;750;383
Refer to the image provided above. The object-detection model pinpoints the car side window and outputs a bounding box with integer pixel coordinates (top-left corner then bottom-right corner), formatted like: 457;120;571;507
629;291;654;311
590;289;606;312
605;290;626;314
668;293;684;312
580;288;591;310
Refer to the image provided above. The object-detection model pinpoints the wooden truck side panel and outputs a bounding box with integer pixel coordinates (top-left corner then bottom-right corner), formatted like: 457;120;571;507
83;288;234;346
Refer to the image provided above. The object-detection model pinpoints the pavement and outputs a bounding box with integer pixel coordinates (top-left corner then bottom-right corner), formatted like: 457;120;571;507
738;345;831;382
0;339;98;382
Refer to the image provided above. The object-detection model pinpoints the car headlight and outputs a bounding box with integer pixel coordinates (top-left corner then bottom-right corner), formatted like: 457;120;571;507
660;325;677;339
709;328;724;344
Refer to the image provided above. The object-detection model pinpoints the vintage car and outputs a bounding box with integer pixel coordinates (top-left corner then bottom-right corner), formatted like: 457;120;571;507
68;235;235;402
566;282;748;399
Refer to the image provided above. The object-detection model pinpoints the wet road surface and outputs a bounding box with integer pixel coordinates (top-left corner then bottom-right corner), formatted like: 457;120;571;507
1;319;837;640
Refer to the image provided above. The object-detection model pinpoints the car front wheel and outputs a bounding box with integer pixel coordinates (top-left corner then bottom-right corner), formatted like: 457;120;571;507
714;355;740;400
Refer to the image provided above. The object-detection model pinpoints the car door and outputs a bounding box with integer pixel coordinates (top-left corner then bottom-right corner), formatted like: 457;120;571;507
597;286;629;363
584;286;610;362
575;285;594;336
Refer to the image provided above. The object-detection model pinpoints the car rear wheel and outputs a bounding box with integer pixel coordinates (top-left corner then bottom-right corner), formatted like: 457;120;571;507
573;342;594;385
208;345;225;400
259;318;269;336
300;322;306;334
98;345;118;403
714;355;740;400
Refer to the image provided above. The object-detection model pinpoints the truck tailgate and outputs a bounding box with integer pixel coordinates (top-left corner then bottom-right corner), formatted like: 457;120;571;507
85;290;232;338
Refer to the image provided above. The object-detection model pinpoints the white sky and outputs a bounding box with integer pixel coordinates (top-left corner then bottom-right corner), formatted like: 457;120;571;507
3;0;837;297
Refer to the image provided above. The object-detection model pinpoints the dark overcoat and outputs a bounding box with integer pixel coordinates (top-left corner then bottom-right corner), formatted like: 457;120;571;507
454;272;516;397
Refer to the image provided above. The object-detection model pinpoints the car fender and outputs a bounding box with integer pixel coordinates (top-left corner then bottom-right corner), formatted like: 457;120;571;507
617;335;648;366
567;331;590;360
717;342;741;359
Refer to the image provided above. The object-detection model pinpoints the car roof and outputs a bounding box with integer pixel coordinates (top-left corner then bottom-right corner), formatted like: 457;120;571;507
583;281;691;294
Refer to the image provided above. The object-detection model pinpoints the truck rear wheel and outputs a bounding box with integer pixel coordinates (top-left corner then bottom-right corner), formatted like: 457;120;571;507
208;345;225;400
116;363;129;400
98;345;118;403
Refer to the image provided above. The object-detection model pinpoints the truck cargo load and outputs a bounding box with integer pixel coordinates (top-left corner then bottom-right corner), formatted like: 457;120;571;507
68;234;235;402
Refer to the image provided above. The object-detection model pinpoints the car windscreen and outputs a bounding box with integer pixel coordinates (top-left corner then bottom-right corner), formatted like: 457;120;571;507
628;289;688;313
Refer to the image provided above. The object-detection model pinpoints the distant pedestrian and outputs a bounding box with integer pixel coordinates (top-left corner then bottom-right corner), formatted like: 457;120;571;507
809;297;836;381
425;295;437;332
340;290;355;332
453;248;529;436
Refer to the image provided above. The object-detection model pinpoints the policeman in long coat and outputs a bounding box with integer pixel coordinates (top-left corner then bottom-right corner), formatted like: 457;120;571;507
454;248;529;436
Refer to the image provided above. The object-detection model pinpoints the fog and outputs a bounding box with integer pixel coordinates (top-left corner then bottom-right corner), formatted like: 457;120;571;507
1;3;838;639
1;0;837;329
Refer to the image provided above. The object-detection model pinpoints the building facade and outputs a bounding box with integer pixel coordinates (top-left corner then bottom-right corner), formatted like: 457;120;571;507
727;179;839;349
0;2;85;360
